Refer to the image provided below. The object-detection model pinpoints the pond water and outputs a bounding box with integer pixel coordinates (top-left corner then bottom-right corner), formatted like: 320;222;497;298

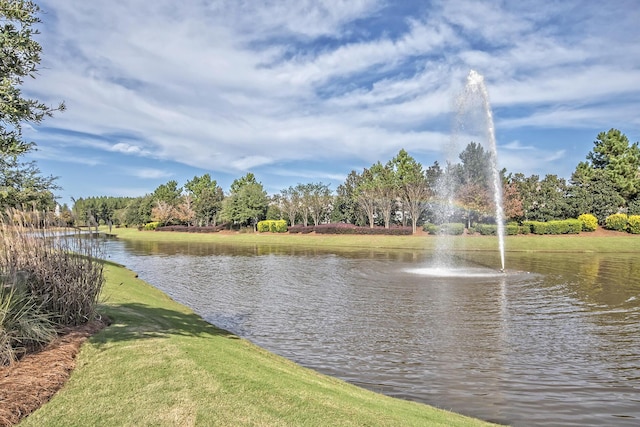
104;238;640;426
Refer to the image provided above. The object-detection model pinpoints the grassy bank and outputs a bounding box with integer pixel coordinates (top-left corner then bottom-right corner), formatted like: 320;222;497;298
109;226;640;253
21;262;497;426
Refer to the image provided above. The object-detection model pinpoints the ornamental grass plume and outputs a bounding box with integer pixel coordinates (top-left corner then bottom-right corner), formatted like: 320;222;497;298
0;209;105;332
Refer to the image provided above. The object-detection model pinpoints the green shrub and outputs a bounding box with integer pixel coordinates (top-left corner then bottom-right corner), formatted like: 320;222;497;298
564;219;583;234
604;213;628;232
506;224;519;235
439;223;465;235
526;219;582;235
144;221;160;231
257;220;287;233
546;220;569;234
530;221;549;235
423;223;439;235
476;224;497;235
628;215;640;234
578;214;598;232
271;220;287;233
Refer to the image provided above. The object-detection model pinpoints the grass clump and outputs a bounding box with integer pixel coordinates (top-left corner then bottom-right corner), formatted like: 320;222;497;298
0;285;56;365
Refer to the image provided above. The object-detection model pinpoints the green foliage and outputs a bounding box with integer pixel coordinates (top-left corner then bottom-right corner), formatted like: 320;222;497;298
184;174;224;226
457;141;492;187
72;195;134;226
586;129;640;201
476;224;497;235
144;221;160;230
438;223;465;235
388;149;429;233
152;180;182;206
628;197;640;216
511;173;570;222
563;219;583;234
578;213;598;232
604;213;628;231
0;284;56;365
334;171;365;226
290;224;413;235
628;215;640;234
524;219;582;235
257;220;287;233
123;195;153;228
0;1;64;210
476;223;521;235
568;170;624;224
423;223;438;234
506;224;520;235
293;182;333;227
222;174;268;229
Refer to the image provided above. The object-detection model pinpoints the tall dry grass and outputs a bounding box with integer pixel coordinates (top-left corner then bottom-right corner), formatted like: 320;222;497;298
0;209;105;328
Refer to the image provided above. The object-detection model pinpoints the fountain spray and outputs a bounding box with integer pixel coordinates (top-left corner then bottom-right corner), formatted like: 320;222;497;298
465;70;506;272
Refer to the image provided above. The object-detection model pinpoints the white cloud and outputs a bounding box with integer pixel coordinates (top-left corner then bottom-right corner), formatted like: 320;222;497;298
501;141;535;151
26;0;640;201
29;145;102;166
111;143;144;155
127;168;173;180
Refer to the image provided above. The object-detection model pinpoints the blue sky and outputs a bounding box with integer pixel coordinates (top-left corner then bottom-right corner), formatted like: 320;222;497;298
22;0;640;206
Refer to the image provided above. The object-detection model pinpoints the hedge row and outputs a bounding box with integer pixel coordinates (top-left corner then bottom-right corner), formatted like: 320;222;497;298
257;220;287;233
155;224;226;233
475;224;523;235
604;213;640;234
522;219;582;235
423;223;465;235
289;223;413;235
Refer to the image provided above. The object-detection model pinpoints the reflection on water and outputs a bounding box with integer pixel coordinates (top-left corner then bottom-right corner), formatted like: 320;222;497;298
105;239;640;427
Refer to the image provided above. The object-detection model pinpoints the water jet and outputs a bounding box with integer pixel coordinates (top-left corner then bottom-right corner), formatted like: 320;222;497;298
431;70;506;273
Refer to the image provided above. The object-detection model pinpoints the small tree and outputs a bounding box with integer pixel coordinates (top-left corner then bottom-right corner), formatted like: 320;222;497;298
151;200;175;226
280;186;301;226
389;149;430;233
221;173;268;230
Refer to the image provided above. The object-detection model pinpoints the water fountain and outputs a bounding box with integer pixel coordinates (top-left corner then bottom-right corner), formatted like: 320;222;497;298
414;70;506;276
465;70;506;272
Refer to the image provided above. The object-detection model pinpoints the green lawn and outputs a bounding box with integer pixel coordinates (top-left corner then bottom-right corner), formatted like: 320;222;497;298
109;226;640;253
22;261;498;427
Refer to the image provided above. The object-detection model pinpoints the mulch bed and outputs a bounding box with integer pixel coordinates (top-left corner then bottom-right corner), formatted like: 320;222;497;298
0;318;109;427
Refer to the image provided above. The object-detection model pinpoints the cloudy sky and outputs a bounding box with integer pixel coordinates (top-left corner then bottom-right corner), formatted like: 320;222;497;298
23;0;640;205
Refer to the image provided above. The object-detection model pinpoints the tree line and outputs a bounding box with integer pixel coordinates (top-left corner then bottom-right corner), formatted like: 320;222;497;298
64;128;640;233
